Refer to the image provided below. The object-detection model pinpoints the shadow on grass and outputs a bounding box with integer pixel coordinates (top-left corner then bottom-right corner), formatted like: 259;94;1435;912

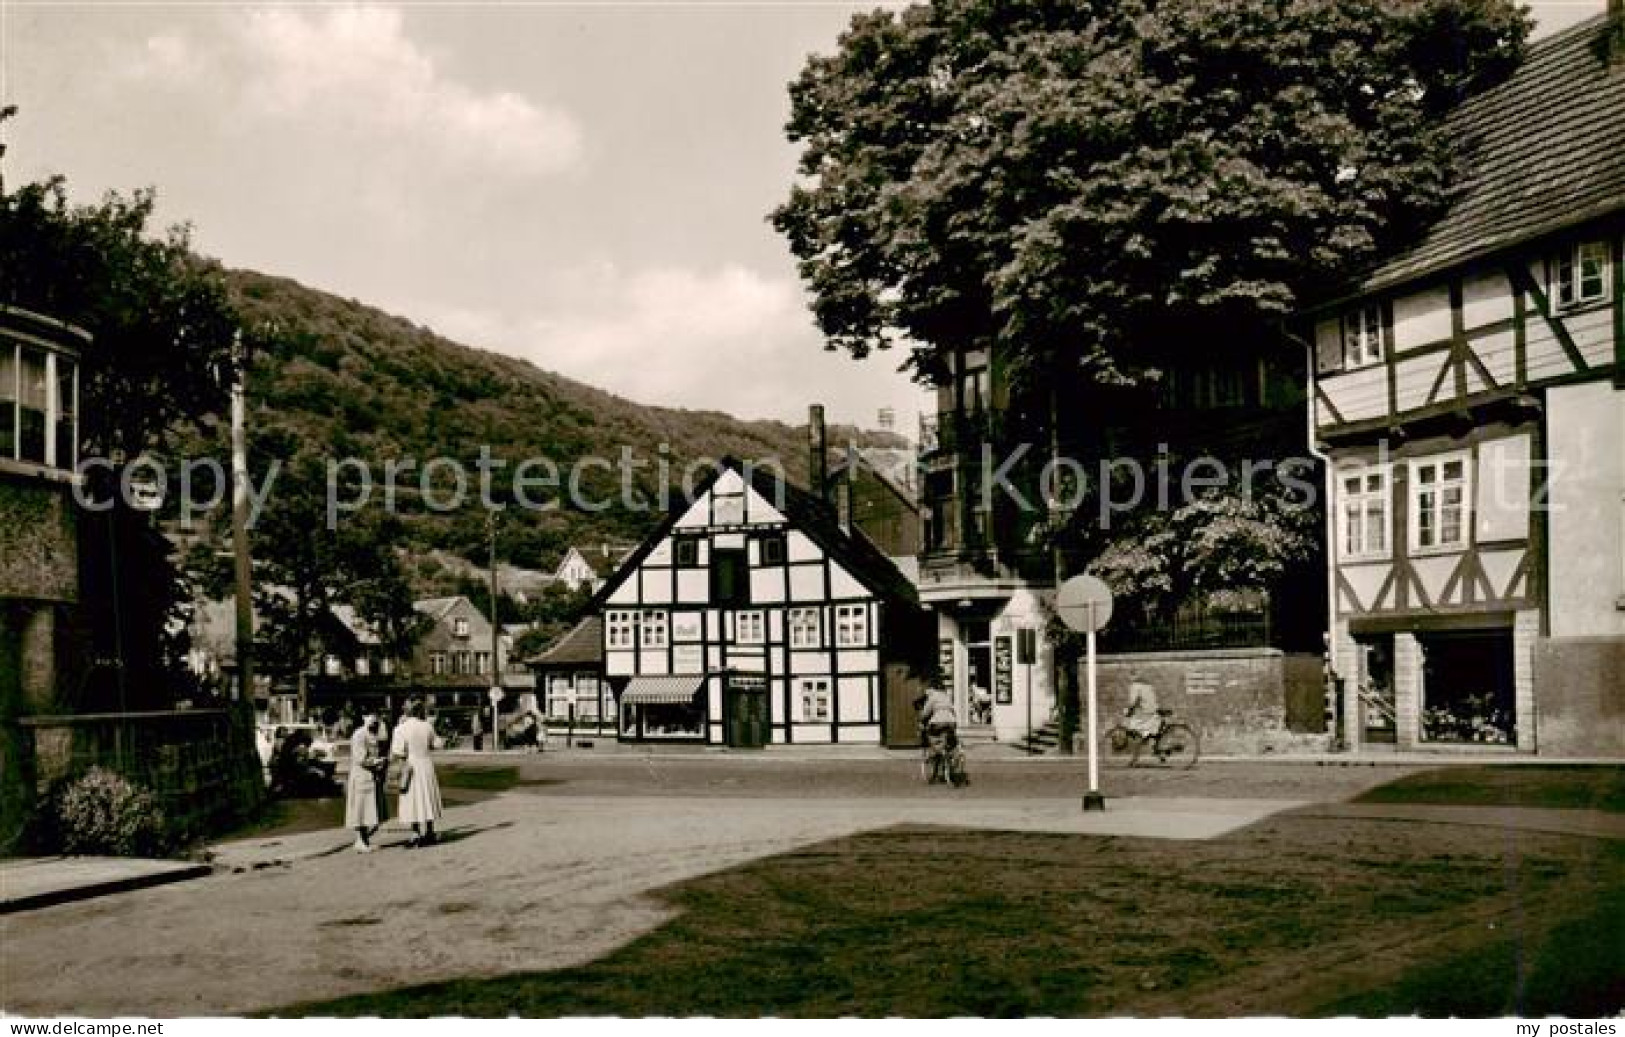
1354;765;1625;813
278;814;1625;1018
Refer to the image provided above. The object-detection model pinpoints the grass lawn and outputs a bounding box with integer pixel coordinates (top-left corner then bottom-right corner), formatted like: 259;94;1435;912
1355;766;1625;813
292;811;1625;1017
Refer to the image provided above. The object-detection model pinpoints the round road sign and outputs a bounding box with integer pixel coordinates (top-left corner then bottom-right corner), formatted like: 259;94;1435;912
1056;574;1114;633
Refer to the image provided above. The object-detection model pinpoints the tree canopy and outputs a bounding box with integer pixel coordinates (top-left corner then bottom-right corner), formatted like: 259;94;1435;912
0;107;239;459
773;0;1530;400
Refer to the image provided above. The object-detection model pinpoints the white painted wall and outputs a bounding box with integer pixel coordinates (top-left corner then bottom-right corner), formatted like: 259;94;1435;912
1546;382;1625;638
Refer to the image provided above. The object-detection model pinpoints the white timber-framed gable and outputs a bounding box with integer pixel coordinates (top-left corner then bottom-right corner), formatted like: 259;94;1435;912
594;460;920;747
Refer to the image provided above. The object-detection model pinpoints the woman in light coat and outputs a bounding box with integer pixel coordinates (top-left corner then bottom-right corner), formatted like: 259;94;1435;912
344;713;386;853
392;699;444;847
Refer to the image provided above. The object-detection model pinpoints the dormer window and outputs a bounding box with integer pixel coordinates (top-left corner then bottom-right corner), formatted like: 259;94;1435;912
1341;304;1384;369
1553;240;1610;309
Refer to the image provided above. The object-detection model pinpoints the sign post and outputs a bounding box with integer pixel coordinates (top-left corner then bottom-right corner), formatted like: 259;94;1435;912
1055;575;1114;812
488;686;505;753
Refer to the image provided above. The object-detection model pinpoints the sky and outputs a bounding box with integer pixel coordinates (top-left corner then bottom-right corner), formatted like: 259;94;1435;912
0;0;1608;432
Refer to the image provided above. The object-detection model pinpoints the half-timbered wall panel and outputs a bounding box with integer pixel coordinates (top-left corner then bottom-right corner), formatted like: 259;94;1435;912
639;570;672;604
1476;434;1532;543
1462;270;1514;329
1394;352;1438;412
788;565;824;601
750;568;787;603
1393;286;1452;349
1322;365;1387;425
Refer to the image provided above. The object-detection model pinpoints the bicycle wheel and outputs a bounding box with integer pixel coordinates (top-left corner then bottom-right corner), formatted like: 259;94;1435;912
1152;723;1200;769
1100;725;1142;767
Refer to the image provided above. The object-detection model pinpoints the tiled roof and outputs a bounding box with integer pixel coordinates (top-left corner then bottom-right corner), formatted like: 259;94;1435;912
1360;14;1625;293
529;615;604;668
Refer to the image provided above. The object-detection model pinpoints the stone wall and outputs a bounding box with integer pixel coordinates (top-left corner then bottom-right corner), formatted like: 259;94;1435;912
6;705;264;855
1532;637;1625;757
0;479;78;603
1085;649;1331;756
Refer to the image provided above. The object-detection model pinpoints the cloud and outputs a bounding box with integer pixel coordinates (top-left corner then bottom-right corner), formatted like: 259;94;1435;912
393;263;922;426
122;4;582;180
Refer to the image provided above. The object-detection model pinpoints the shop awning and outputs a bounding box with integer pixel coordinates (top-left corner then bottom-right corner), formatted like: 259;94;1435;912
619;675;705;706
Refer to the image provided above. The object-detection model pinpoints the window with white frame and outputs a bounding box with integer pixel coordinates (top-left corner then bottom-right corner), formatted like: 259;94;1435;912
429;652;448;675
1339;467;1390;560
474;651;490;675
1411;455;1470;552
835;604;868;647
547;675;573;718
606;611;636;649
799;678;831;722
1341;303;1384;369
735;610;765;644
641;610;669;648
788;607;822;649
578;675;601;719
453;617;470;638
1553;240;1610;309
454;650;471;675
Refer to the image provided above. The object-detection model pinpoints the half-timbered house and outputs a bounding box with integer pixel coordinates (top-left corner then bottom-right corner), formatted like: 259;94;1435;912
593;458;934;747
1308;12;1624;756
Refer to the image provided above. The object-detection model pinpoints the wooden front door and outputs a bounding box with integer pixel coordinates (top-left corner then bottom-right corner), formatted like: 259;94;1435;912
726;676;769;749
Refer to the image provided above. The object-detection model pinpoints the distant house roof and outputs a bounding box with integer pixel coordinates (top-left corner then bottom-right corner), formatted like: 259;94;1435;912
559;543;637;577
529;615;604;669
1356;14;1625;295
413;596;470;623
827;446;920;509
330;604;382;646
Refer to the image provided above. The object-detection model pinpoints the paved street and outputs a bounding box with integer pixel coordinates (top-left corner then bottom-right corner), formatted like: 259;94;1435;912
1;755;1616;1016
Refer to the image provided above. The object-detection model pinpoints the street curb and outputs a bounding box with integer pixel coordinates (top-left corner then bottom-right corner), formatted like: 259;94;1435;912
0;861;213;915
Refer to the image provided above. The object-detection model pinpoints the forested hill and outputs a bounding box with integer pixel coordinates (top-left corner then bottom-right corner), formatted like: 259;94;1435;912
207;268;906;573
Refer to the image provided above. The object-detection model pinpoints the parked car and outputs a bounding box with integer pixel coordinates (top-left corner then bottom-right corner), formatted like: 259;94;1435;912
257;723;340;795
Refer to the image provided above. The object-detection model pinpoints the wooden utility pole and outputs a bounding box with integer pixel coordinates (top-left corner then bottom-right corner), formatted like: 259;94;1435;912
488;511;503;750
230;331;255;704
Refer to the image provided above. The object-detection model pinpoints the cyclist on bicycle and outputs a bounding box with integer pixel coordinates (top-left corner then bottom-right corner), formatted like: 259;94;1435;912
916;684;964;785
1123;677;1160;739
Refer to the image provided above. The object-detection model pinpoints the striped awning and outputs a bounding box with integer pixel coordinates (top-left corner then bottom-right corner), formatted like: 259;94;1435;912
619;675;704;706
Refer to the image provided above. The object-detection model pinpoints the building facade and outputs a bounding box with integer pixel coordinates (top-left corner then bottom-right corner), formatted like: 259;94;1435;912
528;615;612;732
596;459;933;746
1310;13;1624;756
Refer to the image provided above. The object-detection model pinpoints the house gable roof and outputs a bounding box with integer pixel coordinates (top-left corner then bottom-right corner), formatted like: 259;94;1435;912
528;615;604;669
1357;14;1625;295
592;458;921;611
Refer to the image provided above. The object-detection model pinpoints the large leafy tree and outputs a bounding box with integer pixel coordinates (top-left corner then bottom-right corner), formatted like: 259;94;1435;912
773;0;1529;399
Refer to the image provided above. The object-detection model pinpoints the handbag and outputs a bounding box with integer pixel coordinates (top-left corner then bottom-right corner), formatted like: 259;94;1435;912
398;758;413;794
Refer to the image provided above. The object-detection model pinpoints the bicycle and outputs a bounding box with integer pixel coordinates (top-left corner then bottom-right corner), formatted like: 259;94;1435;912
1100;709;1200;769
920;728;969;787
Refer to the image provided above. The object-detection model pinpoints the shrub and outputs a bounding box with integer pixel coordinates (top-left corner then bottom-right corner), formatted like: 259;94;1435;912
52;767;172;857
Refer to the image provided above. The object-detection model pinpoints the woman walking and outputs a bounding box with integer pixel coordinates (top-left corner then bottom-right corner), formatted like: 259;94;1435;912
344;713;387;853
392;699;444;848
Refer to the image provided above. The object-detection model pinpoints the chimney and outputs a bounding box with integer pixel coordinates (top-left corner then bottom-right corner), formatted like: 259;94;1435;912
809;404;828;502
841;440;858;534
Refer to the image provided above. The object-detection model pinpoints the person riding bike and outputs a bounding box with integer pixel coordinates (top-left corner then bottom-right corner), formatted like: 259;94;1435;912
1123;677;1161;739
916;684;968;786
